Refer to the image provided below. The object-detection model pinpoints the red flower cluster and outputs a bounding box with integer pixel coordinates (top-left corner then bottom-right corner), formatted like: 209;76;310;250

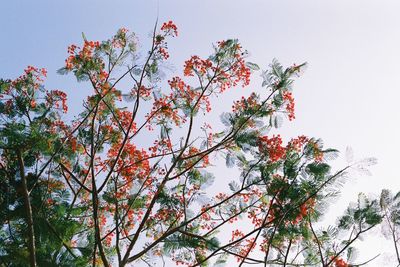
158;47;169;59
149;95;183;126
114;110;136;133
154;22;178;60
258;135;286;163
310;140;324;162
183;56;213;77
25;65;47;80
292;198;315;224
230;229;244;242
112;28;129;48
331;256;349;267
182;146;210;168
11;65;47;88
287;135;309;152
82;41;100;58
107;142;150;183
169;76;212;112
168;76;188;91
282;91;295;121
160;20;178;37
46;90;68;113
65;40;100;70
148;139;173;157
214;42;251;92
232;93;259;113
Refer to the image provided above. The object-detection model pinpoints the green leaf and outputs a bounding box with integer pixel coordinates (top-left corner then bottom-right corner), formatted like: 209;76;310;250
245;62;260;71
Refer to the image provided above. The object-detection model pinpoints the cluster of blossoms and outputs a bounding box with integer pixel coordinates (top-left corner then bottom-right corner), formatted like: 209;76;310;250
287;135;309;152
46;90;68;113
182;40;251;93
24;65;47;82
155;21;178;60
147;95;185;127
229;230;256;262
107;142;150;183
198;206;216;231
111;27;129;48
148;139;173;157
10;65;47;89
282;91;295;121
3;66;71;118
182;146;210;169
292;198;315;224
311;140;324;162
230;229;245;242
168;76;212;112
152;208;183;225
231;92;260;113
331;256;349;267
258;135;286;163
258;135;324;163
49;120;69;136
160;20;178;37
214;41;251;91
65;40;101;70
113;109;136;133
183;56;213;77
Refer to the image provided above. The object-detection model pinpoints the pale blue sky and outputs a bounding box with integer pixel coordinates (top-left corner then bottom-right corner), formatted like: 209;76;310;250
2;0;400;265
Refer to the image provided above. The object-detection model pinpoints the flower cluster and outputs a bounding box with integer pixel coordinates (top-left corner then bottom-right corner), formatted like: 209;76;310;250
152;21;178;61
331;256;349;267
160;20;178;37
282;91;295;121
182;146;210;169
113;110;136;133
11;65;47;88
147;95;184;127
148;139;173;157
214;41;251;92
183;56;213;77
111;28;129;48
309;140;324;162
258;135;286;163
292;198;315;224
107;142;150;183
287;135;309;152
231;93;260;113
65;40;100;70
230;229;244;242
46;90;68;113
168;76;212;112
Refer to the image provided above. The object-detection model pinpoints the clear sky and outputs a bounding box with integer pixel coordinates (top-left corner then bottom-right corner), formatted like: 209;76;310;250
1;0;400;265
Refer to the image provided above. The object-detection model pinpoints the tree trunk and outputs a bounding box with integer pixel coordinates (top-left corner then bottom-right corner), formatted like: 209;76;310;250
17;150;37;267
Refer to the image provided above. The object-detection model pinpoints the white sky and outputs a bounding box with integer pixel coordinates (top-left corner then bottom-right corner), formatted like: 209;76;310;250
1;0;400;265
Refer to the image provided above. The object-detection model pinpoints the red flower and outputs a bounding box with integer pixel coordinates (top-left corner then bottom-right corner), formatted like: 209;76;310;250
331;256;349;267
282;91;295;121
30;100;36;108
258;135;286;163
160;20;178;36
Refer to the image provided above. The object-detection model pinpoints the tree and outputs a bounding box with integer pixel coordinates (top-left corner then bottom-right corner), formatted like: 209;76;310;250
0;21;392;267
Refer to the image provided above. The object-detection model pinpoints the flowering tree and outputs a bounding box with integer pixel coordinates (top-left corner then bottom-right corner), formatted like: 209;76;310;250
0;21;390;267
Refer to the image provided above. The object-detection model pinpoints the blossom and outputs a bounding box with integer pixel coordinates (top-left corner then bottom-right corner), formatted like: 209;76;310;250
331;256;349;267
160;20;178;36
258;135;286;162
282;91;295;121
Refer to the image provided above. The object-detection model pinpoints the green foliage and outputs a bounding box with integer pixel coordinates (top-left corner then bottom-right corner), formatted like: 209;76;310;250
0;24;393;267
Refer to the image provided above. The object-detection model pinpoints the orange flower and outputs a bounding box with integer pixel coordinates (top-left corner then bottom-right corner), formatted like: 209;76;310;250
30;100;36;108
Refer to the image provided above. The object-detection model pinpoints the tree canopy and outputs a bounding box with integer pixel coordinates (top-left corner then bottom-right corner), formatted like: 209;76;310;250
0;21;398;267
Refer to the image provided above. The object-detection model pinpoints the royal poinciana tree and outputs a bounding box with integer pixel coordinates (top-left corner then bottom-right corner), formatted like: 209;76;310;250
0;22;397;267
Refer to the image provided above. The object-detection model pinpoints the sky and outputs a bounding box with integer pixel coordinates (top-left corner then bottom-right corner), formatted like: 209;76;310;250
1;0;400;265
